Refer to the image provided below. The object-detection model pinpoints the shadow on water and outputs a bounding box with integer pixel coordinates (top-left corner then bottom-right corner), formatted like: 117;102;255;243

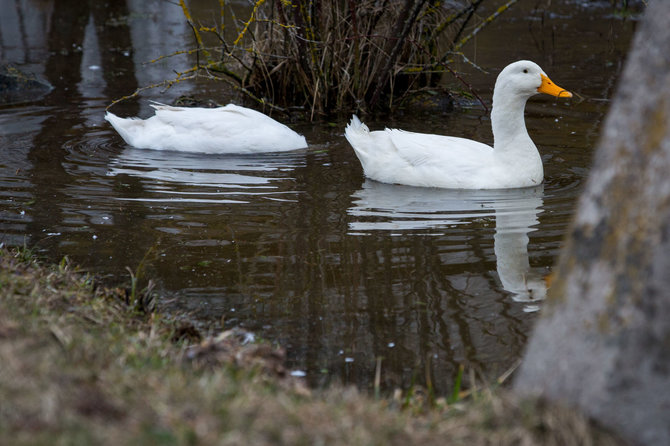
0;0;641;393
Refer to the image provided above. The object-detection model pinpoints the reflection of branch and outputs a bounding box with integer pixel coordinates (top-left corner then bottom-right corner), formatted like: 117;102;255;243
369;0;429;110
346;33;489;113
143;49;193;65
408;37;489;113
451;0;520;51
448;0;485;50
178;0;211;60
111;0;512;115
233;0;267;45
106;72;197;111
106;64;287;113
109;0;285;113
448;52;488;74
431;0;484;42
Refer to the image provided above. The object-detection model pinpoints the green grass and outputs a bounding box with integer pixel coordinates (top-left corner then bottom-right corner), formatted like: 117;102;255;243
0;246;624;445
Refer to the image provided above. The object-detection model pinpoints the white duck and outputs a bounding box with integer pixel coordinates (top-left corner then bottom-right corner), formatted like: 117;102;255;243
105;103;307;153
344;60;572;189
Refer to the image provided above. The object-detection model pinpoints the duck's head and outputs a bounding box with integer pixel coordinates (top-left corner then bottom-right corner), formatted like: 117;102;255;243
495;60;572;100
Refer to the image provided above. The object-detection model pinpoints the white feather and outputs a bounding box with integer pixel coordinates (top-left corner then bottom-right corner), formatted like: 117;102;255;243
105;103;307;154
344;60;572;189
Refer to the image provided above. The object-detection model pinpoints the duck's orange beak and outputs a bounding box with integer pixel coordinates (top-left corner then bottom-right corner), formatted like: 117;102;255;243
538;73;572;98
543;271;555;289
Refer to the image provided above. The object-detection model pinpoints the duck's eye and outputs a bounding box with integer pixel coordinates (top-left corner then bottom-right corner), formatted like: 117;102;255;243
523;69;528;74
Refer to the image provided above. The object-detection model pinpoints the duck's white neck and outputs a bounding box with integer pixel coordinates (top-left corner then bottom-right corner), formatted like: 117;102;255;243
491;90;533;153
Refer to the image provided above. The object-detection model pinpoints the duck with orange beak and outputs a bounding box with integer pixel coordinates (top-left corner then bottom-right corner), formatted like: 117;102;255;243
345;60;572;189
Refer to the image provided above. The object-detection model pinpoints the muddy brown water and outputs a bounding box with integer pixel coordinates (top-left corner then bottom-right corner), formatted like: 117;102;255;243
0;0;639;393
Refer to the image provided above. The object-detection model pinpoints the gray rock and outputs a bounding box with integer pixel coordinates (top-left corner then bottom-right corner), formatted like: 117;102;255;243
0;65;53;105
515;1;670;445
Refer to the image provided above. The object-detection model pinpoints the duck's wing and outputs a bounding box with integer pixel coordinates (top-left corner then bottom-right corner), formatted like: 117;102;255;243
145;103;305;153
149;104;240;135
386;129;494;166
150;104;295;137
377;129;496;188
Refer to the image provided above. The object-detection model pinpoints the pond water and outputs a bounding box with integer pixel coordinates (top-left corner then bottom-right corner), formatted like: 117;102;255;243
0;0;639;394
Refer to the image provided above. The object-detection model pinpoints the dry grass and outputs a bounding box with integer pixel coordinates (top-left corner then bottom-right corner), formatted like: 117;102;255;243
0;246;625;445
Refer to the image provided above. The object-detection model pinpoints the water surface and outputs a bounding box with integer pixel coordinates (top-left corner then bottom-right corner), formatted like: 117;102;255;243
0;0;639;393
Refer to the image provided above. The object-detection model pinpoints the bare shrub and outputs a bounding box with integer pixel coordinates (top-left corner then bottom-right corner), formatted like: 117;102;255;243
112;0;520;117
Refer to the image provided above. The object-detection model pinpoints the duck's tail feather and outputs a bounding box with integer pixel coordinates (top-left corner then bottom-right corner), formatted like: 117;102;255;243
345;115;369;134
345;114;374;163
344;114;370;148
105;112;144;146
149;100;181;112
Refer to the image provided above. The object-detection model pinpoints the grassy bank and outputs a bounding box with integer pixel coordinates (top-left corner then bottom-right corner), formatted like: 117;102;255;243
0;247;623;445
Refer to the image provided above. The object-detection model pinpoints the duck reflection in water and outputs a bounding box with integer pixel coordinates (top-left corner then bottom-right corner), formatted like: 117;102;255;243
106;147;305;190
347;180;547;311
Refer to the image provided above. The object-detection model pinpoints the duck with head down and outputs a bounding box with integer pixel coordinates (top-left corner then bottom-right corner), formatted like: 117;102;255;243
106;103;307;154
